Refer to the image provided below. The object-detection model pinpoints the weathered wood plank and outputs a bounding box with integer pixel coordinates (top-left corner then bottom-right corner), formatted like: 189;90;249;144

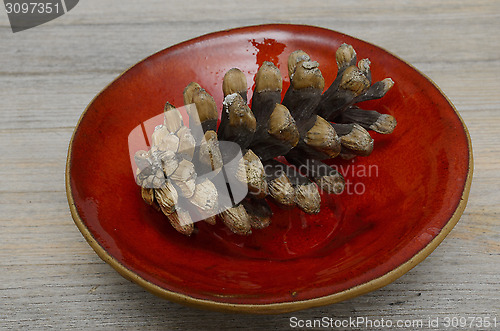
1;0;499;329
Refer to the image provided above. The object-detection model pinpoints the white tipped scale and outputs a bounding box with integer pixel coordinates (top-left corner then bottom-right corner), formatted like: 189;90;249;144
198;130;223;175
184;83;218;138
176;126;196;161
254;61;282;93
340;106;397;135
134;150;151;171
340;124;374;156
291;60;325;91
222;68;248;100
136;164;165;189
220;205;252;235
267;104;300;147
294;182;321;214
268;173;296;207
248;215;271;229
369;114;397;134
163;102;184;134
357;58;372;82
219;93;256;148
339;66;371;96
141;187;155;205
303;116;341;159
242;149;268;199
381;78;394;93
188;179;218;217
157;134;179;153
158;149;178;177
288;50;311;79
155;181;178;215
170;159;197;198
191;88;218;124
151;125;169;147
357;58;371;72
336;43;357;69
173;178;196;199
183;82;201;106
167;208;195;236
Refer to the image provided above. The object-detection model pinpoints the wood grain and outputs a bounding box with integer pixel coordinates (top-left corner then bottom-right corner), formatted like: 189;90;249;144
1;0;499;329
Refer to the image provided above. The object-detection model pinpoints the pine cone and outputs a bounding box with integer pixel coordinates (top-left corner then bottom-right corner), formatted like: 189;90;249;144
135;44;396;236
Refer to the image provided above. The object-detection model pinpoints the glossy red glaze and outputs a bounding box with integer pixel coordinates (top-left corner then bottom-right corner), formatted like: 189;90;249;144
68;25;470;306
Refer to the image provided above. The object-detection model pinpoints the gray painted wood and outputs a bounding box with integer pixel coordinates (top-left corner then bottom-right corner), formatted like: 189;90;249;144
1;0;498;329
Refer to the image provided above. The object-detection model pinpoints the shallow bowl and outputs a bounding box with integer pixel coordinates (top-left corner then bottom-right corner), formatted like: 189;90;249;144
66;24;472;314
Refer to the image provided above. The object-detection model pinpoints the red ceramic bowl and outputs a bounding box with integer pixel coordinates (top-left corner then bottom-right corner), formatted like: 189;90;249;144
66;24;472;314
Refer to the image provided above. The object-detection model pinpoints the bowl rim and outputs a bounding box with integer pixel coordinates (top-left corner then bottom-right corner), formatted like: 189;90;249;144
65;23;473;314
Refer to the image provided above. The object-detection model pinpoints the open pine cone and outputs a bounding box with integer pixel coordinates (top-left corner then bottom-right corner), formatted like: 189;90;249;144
135;43;397;236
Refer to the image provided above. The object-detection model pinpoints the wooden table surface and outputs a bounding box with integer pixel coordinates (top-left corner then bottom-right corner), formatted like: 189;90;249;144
1;0;499;329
